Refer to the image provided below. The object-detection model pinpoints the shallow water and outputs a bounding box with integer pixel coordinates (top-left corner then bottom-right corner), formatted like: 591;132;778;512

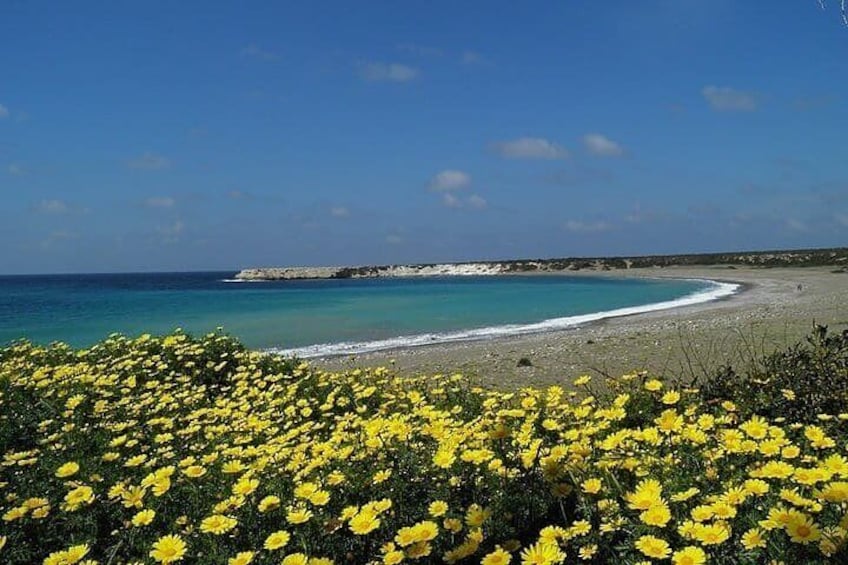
0;272;733;354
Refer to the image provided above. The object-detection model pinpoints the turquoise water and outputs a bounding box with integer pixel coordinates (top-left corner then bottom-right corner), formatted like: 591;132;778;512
0;272;735;356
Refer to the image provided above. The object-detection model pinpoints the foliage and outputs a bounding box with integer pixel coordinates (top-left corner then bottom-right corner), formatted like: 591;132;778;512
2;331;848;564
700;325;848;424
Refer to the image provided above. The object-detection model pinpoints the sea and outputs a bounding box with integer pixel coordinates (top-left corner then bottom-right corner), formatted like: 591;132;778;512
0;272;738;358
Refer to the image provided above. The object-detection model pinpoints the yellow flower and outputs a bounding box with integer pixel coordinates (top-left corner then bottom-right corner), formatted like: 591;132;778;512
640;503;671;527
634;535;671;559
64;485;95;509
281;553;309;565
693;522;731;545
661;391;680;405
482;547;512;565
228;551;255;565
149;535;187;564
373;469;392;484
57;544;90;564
308;490;331;506
232;477;259;496
672;546;706;565
132;509;156;527
258;495;281;512
349;510;381;535
626;479;663;511
741;528;765;550
520;541;564;564
465;504;491;527
819;481;848;502
428;500;448;517
200;514;238;535
786;514;821;544
55;462;80;478
581;478;602;494
644;379;663;392
183;465;206;478
264;530;291;550
578;544;597;560
383;549;405;564
287;507;313;525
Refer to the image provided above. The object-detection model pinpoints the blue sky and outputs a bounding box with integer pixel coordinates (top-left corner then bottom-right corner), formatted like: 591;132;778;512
1;1;847;274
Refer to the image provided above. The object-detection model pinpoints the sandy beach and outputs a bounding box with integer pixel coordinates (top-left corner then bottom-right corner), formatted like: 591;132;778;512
314;266;848;389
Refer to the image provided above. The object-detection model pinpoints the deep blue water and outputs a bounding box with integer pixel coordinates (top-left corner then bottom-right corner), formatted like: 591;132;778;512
0;272;728;356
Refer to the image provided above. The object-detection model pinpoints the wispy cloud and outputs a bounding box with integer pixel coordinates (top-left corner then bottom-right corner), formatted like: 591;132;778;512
835;212;848;227
583;133;624;157
702;85;758;112
127;152;170;170
157;220;184;243
41;230;78;250
227;190;252;200
461;50;487;65
545;166;614;188
563;220;613;233
358;61;419;83
494;137;569;160
793;94;837;111
442;193;488;210
7;163;25;176
35;199;70;214
397;43;443;57
144;196;175;209
0;103;8;119
330;206;350;218
429;170;471;191
386;234;403;245
442;193;462;208
786;218;808;232
240;43;280;61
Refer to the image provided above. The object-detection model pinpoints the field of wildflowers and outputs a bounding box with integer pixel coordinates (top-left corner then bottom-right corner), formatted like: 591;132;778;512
1;330;847;564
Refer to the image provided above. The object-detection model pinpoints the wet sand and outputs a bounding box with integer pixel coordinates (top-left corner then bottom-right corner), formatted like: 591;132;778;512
313;266;848;389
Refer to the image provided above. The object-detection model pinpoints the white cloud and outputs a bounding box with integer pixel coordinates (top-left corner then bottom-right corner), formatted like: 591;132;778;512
429;170;471;191
144;196;175;208
36;199;69;214
228;190;250;200
240;43;279;61
702;85;758;112
330;206;350;218
386;234;403;245
564;219;612;233
40;230;78;250
583;133;624;157
358;61;419;83
467;194;487;209
0;104;8;119
442;193;462;208
397;43;443;57
7;163;24;176
157;220;184;243
127;152;170;170
786;218;808;232
836;213;848;227
461;50;483;65
494;137;569;160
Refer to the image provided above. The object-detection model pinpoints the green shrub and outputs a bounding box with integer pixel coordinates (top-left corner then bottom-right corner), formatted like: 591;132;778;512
699;325;848;423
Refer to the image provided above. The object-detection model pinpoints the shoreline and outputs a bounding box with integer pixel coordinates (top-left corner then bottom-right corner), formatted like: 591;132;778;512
270;276;741;359
311;266;848;388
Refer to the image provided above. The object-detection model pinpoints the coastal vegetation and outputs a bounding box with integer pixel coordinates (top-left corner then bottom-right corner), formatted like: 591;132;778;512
2;328;848;563
236;247;848;280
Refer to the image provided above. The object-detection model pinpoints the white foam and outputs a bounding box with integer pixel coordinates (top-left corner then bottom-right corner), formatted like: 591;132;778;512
266;279;740;359
220;278;268;283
